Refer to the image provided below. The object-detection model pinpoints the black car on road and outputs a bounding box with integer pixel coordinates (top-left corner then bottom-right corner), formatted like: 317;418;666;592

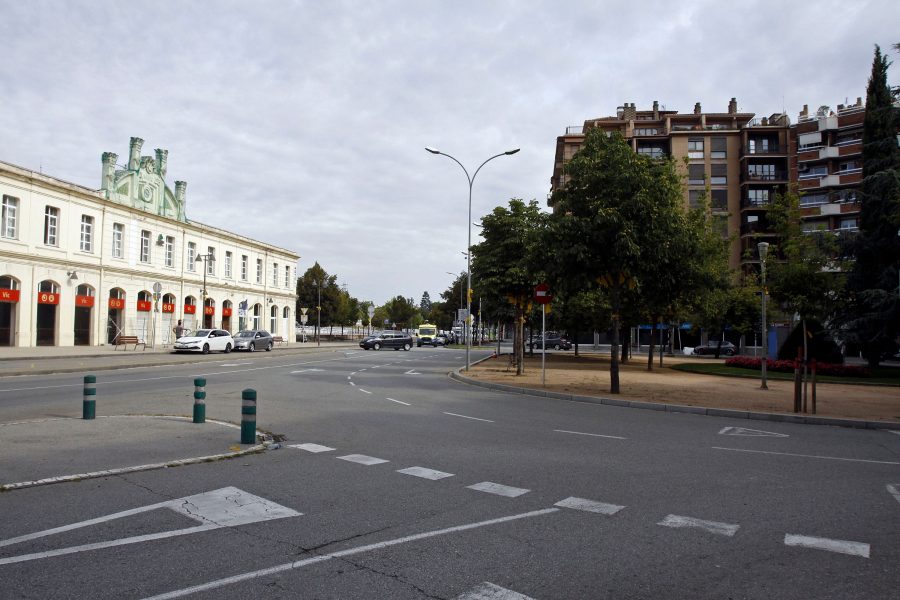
693;341;737;356
359;331;413;351
529;334;572;351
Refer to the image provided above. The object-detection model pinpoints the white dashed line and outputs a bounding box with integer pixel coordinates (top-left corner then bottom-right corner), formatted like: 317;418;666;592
454;582;536;600
444;412;494;423
554;496;625;515
289;443;335;453
337;454;389;466
886;484;900;504
554;429;627;440
467;481;530;498
349;382;356;387
784;534;870;558
385;397;410;406
358;388;372;394
397;467;455;480
712;447;900;465
657;514;740;537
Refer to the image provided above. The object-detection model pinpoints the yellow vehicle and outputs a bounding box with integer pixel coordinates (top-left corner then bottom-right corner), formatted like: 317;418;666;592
416;323;439;347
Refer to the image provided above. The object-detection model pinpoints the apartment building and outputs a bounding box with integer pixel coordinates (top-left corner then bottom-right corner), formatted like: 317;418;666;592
0;137;299;347
551;99;791;272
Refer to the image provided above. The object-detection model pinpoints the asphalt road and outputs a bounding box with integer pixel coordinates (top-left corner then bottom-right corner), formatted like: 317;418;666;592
1;346;898;599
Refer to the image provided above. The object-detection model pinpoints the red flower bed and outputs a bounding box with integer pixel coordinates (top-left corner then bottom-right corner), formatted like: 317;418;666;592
724;356;869;377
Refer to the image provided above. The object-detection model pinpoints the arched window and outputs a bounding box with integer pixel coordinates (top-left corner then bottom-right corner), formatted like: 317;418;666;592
270;305;278;333
76;284;94;296
0;276;20;290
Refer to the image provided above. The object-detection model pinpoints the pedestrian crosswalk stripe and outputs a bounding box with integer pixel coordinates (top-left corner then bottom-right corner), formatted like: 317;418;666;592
467;481;530;498
554;496;625;515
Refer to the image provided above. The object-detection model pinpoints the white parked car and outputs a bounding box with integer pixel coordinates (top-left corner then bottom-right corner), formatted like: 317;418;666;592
173;329;234;354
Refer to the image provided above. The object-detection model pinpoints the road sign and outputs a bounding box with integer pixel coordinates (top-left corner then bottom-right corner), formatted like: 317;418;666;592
300;314;308;324
534;283;552;304
367;305;375;318
457;308;469;322
300;307;308;315
152;282;162;294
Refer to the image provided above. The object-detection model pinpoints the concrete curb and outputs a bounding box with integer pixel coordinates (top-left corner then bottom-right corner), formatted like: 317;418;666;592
450;359;900;431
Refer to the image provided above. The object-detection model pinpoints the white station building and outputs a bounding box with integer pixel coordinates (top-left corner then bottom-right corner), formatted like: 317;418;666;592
0;137;299;348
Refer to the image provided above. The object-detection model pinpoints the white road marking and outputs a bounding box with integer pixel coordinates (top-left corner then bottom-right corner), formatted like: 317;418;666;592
455;582;536;600
554;429;627;440
358;388;372;394
719;426;789;437
784;534;870;558
220;363;252;367
289;443;335;453
0;487;299;565
467;481;530;498
889;430;900;436
290;368;324;374
554;496;625;515
444;412;494;423
349;382;356;387
657;514;740;537
887;484;900;504
347;376;352;380
142;508;559;600
397;466;455;480
385;397;411;406
337;454;389;466
405;369;421;375
713;446;900;465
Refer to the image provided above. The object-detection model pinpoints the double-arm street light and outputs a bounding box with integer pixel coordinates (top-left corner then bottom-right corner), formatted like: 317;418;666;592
426;146;519;371
758;241;770;390
195;250;215;328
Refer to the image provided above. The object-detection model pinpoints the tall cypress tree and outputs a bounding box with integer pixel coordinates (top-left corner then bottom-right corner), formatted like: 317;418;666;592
840;45;900;366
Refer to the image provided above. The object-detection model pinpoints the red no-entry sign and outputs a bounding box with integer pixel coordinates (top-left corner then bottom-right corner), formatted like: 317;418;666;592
534;283;552;304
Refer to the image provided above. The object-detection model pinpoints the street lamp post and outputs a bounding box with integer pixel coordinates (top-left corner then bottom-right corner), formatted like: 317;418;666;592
426;146;519;371
195;251;215;328
758;241;770;390
312;280;322;347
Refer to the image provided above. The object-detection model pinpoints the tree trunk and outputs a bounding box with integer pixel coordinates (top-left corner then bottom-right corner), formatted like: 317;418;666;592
647;314;659;371
515;306;525;376
609;287;621;394
620;325;629;363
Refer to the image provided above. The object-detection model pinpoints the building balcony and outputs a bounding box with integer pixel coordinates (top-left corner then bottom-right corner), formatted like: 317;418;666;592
741;197;772;210
741;145;783;156
741;172;787;185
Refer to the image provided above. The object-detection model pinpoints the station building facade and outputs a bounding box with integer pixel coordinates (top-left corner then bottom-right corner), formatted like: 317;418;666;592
0;137;299;347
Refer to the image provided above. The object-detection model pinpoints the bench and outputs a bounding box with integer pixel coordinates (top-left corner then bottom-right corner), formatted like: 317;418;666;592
114;335;145;351
272;336;287;345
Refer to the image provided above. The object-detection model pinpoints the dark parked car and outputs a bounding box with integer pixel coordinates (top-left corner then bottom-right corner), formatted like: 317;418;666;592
693;341;737;356
528;334;572;350
359;331;413;351
233;330;274;352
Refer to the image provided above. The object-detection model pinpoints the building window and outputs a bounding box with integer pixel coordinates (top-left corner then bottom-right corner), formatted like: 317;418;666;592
688;164;705;185
799;165;828;179
140;230;151;263
710;164;727;185
634;128;658;136
835;130;862;146
748;164;776;181
272;262;279;286
802;221;828;233
256;258;263;284
688;190;704;208
80;215;94;253
206;247;215;275
187;242;196;271
838;160;861;172
747;189;770;206
225;251;233;278
710;189;728;211
44;206;59;246
165;236;175;267
800;192;828;207
637;144;665;158
839;217;858;231
2;195;18;239
112;223;124;258
270;305;278;333
710;137;727;159
833;189;858;203
688;138;704;159
285;265;291;288
241;255;248;281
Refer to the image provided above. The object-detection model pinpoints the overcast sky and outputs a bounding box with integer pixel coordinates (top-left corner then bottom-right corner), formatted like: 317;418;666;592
2;1;897;305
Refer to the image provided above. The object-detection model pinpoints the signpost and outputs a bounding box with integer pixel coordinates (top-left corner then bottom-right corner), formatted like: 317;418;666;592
151;282;162;348
534;283;552;385
367;305;375;334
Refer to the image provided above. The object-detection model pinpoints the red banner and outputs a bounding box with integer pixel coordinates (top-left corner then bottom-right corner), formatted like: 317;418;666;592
204;306;215;316
162;303;175;313
38;292;59;305
0;289;20;303
108;298;125;310
222;307;232;317
184;304;196;315
137;300;152;312
75;295;95;307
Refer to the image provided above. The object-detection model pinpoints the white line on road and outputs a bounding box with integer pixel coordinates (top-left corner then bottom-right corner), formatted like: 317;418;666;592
467;481;530;498
889;430;900;436
554;429;627;440
712;446;900;465
385;397;410;406
455;582;536;600
784;534;870;558
657;514;740;537
220;363;252;367
349;382;356;386
397;466;455;480
554;496;625;515
887;484;900;504
444;412;494;423
142;508;560;600
358;388;372;394
337;454;389;466
289;443;335;453
719;426;789;437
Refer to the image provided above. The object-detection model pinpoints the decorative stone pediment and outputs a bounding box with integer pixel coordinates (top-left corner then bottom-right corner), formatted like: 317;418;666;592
100;138;187;222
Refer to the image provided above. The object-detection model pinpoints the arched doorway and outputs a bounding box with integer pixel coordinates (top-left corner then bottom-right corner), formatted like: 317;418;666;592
136;290;152;342
0;276;21;347
183;296;197;334
222;300;233;332
252;303;262;331
161;293;176;344
270;304;278;335
107;288;126;344
36;280;60;346
74;284;95;346
282;306;291;343
203;297;216;329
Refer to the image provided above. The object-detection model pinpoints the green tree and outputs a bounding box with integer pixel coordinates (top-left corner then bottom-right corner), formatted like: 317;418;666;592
420;291;433;321
384;296;419;330
839;45;900;366
296;262;339;337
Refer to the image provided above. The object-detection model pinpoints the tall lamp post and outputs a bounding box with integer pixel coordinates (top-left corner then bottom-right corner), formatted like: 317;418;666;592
426;146;519;371
758;241;770;390
312;280;322;347
195;251;215;328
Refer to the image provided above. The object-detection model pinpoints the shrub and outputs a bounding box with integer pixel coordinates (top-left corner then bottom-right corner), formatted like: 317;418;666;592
724;356;869;377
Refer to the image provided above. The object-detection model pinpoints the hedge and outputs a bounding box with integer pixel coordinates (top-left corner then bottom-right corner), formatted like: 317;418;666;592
723;356;870;377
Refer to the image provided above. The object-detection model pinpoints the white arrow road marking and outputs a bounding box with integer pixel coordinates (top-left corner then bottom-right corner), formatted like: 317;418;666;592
784;534;870;558
719;426;789;437
554;429;627;440
444;412;494;423
289;443;335;453
713;447;900;465
142;508;559;600
290;368;324;374
554;496;625;515
337;454;389;466
657;514;740;537
405;369;421;375
397;466;455;480
887;484;900;504
467;481;530;498
455;582;536;600
0;487;299;565
385;397;411;406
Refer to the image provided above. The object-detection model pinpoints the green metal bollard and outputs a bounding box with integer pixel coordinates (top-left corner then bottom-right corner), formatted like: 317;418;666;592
83;375;96;420
193;377;206;423
241;388;257;444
